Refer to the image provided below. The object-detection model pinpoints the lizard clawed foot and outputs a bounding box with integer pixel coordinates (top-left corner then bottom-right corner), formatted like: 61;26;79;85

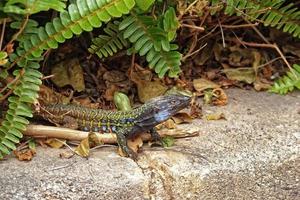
120;145;138;160
116;130;138;160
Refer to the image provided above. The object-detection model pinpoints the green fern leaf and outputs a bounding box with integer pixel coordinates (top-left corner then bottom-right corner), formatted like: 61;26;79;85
88;21;128;58
13;0;136;61
120;14;169;52
270;64;300;95
224;0;300;39
146;44;181;78
119;13;182;77
3;0;66;14
136;0;155;11
0;63;41;157
163;7;179;41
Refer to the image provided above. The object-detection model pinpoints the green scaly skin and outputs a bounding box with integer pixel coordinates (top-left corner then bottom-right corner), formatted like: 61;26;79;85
36;94;191;159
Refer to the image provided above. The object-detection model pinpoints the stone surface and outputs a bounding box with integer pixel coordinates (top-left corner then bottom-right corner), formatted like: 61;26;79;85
0;89;299;200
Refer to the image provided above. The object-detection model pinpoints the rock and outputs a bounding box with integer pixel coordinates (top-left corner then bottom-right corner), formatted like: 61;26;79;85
0;89;299;199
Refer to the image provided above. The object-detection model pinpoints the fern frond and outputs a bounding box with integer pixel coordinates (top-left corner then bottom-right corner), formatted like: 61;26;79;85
119;13;181;77
146;44;182;78
88;21;128;58
270;64;300;95
120;14;171;53
3;0;66;14
224;0;300;38
11;0;136;65
0;63;42;159
10;19;39;43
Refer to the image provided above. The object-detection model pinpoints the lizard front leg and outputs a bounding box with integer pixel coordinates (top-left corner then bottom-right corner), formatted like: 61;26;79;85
149;127;163;145
115;128;137;160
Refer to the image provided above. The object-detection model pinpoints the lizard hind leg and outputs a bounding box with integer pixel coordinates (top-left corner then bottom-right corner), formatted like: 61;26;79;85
115;129;137;160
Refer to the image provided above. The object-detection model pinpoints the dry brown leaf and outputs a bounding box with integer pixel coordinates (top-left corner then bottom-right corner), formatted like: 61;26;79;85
129;64;167;102
36;139;48;148
38;85;71;105
205;113;226;120
103;70;127;83
139;79;167;103
88;132;105;147
0;59;8;66
212;88;228;106
59;151;74;159
223;68;256;84
104;84;118;101
282;44;300;57
45;138;66;149
251;50;261;75
190;99;202;118
193;78;220;92
163;119;177;129
127;136;143;153
13;149;36;161
194;41;214;65
6;43;14;54
172;112;193;124
203;90;214;104
51;58;85;92
228;49;253;67
137;80;168;103
118;136;143;157
213;43;223;62
74;137;90;157
76;98;92;106
254;79;271;91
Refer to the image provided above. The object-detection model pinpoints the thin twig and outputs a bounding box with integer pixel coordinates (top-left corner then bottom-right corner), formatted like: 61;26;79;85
183;34;198;61
4;15;29;50
0;18;6;50
221;22;259;29
243;17;270;44
238;41;296;77
41;74;55;80
181;24;205;32
0;69;25;101
48;163;74;171
199;10;210;27
182;43;207;61
218;18;226;48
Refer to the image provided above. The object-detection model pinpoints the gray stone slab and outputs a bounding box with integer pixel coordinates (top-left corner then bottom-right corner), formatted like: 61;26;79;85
0;89;299;200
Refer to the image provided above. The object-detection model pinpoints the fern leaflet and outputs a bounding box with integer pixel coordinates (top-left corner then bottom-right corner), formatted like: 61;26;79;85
88;21;128;58
224;0;300;38
270;64;300;95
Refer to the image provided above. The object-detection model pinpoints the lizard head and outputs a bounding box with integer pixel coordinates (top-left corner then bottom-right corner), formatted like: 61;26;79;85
150;94;191;123
134;94;191;130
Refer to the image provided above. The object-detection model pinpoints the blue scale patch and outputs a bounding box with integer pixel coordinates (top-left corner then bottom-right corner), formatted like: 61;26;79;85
120;119;127;123
154;110;171;122
127;118;134;123
102;125;107;131
111;126;116;132
83;127;90;132
93;127;99;132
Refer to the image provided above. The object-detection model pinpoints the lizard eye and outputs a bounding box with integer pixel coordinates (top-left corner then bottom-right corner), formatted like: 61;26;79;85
171;100;176;104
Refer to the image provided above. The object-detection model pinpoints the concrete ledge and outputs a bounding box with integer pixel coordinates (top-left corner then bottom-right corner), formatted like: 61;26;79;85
0;89;299;200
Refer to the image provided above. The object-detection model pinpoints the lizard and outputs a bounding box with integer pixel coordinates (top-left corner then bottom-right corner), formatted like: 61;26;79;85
35;94;191;159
